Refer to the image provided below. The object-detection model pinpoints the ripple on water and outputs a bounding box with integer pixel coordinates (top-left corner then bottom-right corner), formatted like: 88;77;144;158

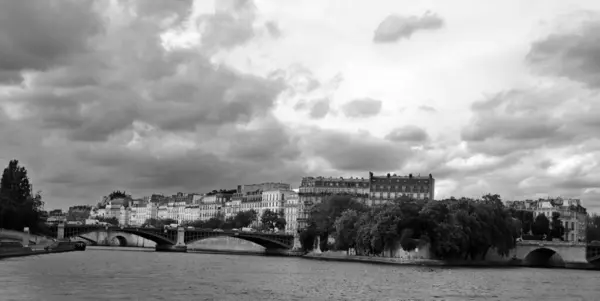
0;250;599;300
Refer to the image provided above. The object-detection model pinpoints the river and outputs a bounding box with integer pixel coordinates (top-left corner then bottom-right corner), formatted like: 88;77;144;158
0;248;599;300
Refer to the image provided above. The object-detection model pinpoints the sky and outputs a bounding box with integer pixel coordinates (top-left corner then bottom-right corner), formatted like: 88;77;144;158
1;0;600;212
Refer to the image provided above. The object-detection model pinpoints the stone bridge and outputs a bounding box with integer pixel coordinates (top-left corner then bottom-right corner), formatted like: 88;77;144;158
49;224;297;252
515;241;600;268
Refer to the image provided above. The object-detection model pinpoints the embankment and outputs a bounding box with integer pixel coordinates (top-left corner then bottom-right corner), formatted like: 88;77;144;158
0;241;81;259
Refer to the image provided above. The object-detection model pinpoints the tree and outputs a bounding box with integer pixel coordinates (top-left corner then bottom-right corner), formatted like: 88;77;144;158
261;209;285;231
531;214;550;237
587;214;600;243
233;209;257;228
142;218;176;228
0;160;46;233
109;190;128;200
299;223;317;251
333;209;360;252
550;212;565;240
97;216;119;226
308;195;368;246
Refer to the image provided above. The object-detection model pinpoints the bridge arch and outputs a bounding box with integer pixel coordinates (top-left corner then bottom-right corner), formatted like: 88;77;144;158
185;233;292;249
61;227;175;246
110;235;128;247
523;247;566;267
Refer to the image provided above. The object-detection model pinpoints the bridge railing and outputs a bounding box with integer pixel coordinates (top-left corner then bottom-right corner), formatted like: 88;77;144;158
517;240;588;247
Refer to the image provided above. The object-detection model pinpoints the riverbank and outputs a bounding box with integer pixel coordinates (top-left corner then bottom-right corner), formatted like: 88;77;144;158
0;241;81;260
302;252;600;270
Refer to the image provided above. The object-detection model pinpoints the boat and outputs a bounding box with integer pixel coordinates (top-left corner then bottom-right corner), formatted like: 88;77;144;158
74;241;86;251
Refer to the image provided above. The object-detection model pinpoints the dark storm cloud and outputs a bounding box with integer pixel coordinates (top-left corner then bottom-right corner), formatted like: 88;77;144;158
340;98;382;118
527;18;600;88
305;129;412;172
0;0;305;209
4;1;285;140
385;126;429;143
373;12;444;43
0;0;102;82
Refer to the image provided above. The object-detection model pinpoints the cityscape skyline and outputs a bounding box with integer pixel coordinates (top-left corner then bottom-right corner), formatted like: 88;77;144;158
1;0;600;212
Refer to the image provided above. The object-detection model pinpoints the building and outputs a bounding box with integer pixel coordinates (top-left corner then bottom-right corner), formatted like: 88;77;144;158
128;199;158;226
531;198;587;242
242;182;291;193
368;172;435;205
297;172;436;230
284;192;299;234
66;205;92;222
297;175;370;229
46;209;67;224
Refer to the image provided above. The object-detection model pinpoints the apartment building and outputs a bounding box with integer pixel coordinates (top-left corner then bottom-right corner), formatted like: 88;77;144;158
368;172;435;205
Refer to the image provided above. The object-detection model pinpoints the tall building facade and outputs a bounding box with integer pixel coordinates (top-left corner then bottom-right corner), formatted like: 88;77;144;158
284;192;299;234
368;172;435;205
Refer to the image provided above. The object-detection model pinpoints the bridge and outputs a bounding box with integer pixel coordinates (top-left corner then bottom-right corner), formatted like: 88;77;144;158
515;241;600;268
48;224;296;252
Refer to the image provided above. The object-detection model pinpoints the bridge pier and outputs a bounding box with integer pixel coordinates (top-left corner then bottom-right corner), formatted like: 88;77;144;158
155;227;187;253
22;227;30;247
292;233;302;251
57;223;65;240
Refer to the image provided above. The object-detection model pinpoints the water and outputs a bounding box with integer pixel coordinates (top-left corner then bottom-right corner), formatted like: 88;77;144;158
0;249;599;300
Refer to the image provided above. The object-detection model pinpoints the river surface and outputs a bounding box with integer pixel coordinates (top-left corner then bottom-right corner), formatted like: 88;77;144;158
0;248;599;301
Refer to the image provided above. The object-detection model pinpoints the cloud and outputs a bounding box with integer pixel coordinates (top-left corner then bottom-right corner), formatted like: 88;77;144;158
302;129;413;172
340;98;382;118
293;98;331;119
459;84;600;156
527;14;600;88
198;0;259;51
0;0;102;83
385;126;429;142
265;21;281;38
0;0;306;208
2;1;600;213
418;105;437;113
373;12;444;43
452;13;600;209
308;98;331;119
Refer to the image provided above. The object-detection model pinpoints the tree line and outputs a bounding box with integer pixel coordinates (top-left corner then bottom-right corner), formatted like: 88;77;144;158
140;209;286;232
588;214;600;243
300;194;531;260
0;160;48;235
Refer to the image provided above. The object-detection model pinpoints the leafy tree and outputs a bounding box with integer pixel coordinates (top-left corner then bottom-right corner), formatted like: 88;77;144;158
308;195;368;245
550;212;565;240
109;190;128;200
0;160;46;233
233;209;257;228
199;217;224;229
587;214;600;243
97;216;119;226
142;218;176;228
333;209;360;251
531;214;550;237
299;223;317;251
261;209;286;231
